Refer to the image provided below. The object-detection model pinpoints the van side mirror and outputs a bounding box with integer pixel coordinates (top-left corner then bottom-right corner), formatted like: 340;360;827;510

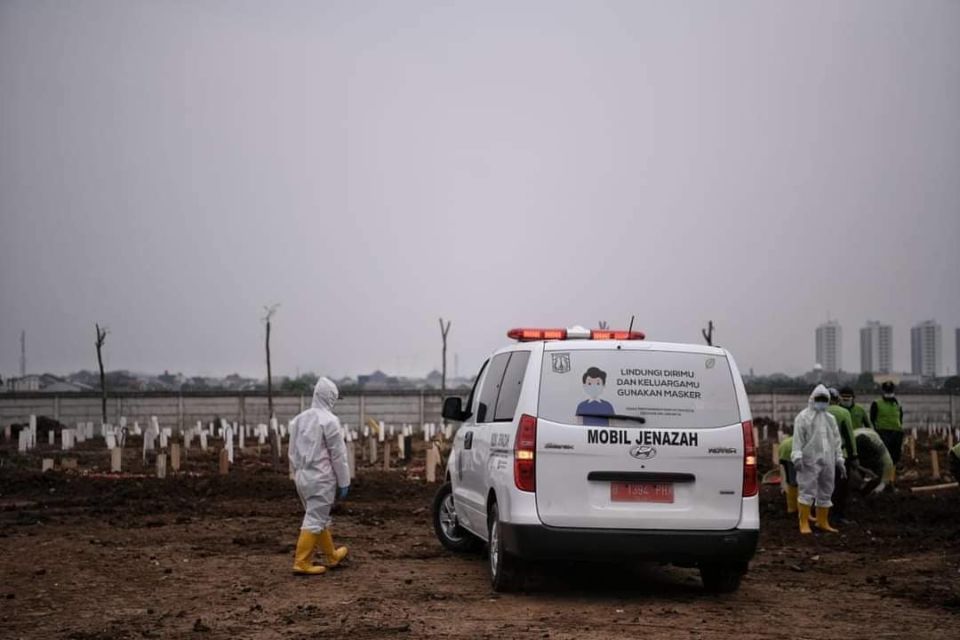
442;397;469;422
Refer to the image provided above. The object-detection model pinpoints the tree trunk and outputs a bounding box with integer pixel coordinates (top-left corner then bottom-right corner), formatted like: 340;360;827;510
439;318;451;398
702;320;714;347
265;318;279;471
96;324;107;425
441;335;447;396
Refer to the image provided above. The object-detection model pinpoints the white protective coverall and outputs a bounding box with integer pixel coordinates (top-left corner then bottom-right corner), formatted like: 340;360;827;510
288;378;350;533
791;384;845;508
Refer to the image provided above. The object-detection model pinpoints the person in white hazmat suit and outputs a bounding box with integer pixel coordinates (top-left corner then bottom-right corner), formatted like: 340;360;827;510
289;377;351;575
791;384;846;534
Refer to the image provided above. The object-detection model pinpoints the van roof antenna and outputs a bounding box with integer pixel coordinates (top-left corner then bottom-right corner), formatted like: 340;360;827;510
627;315;635;334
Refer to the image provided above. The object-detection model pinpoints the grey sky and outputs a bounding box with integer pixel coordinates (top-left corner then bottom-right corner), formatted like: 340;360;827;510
1;1;958;380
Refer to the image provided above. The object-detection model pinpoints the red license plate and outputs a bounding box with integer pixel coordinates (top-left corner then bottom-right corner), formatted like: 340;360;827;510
610;482;674;503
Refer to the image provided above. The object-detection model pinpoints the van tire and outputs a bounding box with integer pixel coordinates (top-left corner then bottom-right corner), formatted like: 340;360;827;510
432;483;480;553
700;563;744;594
488;502;523;592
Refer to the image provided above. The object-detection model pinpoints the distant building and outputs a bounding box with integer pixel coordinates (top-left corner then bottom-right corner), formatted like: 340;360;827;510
425;369;443;388
910;320;942;378
2;374;92;393
815;321;842;373
357;370;400;389
4;375;41;392
860;321;893;374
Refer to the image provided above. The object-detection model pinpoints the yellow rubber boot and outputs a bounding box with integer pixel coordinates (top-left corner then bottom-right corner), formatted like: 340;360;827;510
815;507;839;533
318;528;348;567
293;530;327;575
798;503;812;535
785;486;798;514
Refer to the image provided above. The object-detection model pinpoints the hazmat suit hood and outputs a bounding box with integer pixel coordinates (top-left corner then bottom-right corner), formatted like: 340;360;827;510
311;377;339;411
808;384;830;409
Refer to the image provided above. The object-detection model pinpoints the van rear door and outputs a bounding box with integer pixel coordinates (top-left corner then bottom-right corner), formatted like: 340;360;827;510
535;344;745;530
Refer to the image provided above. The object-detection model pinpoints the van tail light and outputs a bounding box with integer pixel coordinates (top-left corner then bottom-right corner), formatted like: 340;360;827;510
741;420;758;497
514;414;537;492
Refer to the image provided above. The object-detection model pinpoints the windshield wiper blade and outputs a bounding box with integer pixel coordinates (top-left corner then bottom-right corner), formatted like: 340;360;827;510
578;413;646;424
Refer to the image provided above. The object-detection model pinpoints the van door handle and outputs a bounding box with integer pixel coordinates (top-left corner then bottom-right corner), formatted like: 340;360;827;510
464;431;473;450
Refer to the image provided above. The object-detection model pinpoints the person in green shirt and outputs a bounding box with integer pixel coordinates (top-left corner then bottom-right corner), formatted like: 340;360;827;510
778;435;798;514
854;427;895;493
839;386;873;430
828;388;857;520
950;442;960;482
870;381;904;470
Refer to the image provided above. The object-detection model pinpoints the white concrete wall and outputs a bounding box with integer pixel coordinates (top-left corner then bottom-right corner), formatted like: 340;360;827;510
0;391;956;431
0;391;451;432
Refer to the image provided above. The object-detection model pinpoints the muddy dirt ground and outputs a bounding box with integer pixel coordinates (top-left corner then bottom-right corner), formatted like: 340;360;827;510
1;439;958;639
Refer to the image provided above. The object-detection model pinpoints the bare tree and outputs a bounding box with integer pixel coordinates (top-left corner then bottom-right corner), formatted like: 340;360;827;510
702;320;714;347
439;318;451;396
95;323;108;424
263;304;280;471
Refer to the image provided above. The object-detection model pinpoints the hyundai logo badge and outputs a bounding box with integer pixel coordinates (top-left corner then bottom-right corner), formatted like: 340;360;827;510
629;444;657;460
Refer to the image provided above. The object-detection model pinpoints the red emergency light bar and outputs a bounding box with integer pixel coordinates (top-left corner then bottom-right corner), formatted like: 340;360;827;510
590;330;647;340
507;328;645;342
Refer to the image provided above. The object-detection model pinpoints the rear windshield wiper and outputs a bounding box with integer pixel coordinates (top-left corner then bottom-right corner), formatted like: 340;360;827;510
578;413;646;424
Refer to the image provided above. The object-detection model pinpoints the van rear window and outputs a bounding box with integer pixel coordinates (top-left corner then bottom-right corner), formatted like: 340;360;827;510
538;349;740;429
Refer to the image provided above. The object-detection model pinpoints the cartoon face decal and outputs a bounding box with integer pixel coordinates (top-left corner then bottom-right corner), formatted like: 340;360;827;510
581;366;608;400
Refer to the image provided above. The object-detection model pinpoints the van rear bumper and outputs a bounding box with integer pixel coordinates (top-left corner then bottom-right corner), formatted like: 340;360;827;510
499;523;759;565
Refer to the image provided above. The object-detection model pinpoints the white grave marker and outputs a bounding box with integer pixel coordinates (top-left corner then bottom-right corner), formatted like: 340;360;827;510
223;421;235;464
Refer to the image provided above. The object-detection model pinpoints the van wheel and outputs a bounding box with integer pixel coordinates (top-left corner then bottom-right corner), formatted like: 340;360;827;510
488;502;523;592
700;563;744;594
432;483;480;552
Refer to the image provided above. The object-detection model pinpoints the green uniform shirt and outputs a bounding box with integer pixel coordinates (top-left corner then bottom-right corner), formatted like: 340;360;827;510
828;404;857;459
951;442;960;460
872;398;903;432
778;436;793;463
854;428;894;483
847;403;872;430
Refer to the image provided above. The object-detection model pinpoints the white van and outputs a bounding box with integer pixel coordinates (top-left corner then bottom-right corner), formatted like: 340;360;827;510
431;327;759;593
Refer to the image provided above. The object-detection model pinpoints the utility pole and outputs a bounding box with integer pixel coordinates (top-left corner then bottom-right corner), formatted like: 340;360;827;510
19;330;26;377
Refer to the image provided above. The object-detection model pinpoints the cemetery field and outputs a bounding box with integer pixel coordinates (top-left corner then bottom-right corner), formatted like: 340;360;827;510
0;443;958;639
